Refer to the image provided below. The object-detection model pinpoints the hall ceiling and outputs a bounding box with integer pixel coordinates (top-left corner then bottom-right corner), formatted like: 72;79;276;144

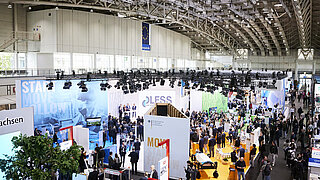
4;0;319;56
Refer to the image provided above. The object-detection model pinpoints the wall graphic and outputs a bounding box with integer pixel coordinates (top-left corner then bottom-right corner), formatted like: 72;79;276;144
202;91;228;113
19;80;108;136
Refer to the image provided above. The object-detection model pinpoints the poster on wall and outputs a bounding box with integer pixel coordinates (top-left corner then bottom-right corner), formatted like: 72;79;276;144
144;115;189;178
16;80;108;148
139;91;175;116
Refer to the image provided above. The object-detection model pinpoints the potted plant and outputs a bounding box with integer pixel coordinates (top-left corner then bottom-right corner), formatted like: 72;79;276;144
0;134;81;180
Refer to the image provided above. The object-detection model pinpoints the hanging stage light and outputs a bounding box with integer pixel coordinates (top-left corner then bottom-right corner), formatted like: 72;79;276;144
100;82;107;91
160;79;165;86
63;81;72;89
46;81;54;90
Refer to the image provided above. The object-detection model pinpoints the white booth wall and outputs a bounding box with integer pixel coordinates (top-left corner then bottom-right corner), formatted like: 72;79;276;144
107;80;189;118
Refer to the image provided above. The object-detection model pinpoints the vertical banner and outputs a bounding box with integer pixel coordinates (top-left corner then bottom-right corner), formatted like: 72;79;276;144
142;22;151;51
158;157;169;180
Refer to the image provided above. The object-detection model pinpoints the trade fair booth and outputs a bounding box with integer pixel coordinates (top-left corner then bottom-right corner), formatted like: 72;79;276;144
144;103;189;179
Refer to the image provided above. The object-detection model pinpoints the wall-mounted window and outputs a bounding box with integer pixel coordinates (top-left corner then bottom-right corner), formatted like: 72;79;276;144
96;54;114;72
54;53;71;73
298;48;314;60
73;53;94;73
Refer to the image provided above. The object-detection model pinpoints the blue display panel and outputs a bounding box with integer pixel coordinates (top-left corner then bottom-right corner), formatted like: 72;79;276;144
20;80;108;134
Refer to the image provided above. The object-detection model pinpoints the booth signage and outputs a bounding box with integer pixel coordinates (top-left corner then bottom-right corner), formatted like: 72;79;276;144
139;91;175;115
0;107;34;136
158;157;169;180
312;148;320;159
309;158;320;168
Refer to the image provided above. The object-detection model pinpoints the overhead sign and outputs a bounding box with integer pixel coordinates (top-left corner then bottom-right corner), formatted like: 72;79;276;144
139;91;175;115
309;158;320;168
0;107;34;136
158;157;169;180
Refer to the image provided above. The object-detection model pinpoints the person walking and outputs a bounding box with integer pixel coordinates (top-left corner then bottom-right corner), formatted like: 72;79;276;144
250;144;257;168
270;141;278;166
262;160;272;180
235;157;246;180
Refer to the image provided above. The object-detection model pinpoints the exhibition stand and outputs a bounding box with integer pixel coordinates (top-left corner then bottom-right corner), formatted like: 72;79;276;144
144;103;189;179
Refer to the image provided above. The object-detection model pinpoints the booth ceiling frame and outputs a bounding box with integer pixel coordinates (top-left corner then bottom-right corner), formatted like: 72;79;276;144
3;0;319;56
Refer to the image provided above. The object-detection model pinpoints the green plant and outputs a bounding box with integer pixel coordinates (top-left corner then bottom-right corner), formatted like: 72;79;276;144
0;134;81;180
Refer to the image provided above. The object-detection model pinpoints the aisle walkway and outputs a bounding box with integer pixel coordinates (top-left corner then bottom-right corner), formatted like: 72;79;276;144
247;97;305;180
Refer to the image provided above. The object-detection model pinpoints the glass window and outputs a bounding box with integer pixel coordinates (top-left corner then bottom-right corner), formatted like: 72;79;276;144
73;53;94;73
18;53;26;69
0;53;15;70
96;54;114;72
54;53;71;73
159;58;167;70
176;59;185;69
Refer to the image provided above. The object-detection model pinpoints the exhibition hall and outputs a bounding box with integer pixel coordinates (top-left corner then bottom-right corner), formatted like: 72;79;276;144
0;0;319;180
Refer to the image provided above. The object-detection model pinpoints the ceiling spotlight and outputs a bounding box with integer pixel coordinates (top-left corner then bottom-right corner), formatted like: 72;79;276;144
81;87;88;92
90;9;93;13
100;82;106;91
55;6;59;10
28;6;32;10
8;4;12;9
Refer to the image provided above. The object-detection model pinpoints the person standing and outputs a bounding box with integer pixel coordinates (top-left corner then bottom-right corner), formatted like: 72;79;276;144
150;165;158;179
270;141;278;167
203;133;209;154
138;123;144;142
98;146;105;168
108;152;114;169
217;133;222;149
235;157;246;180
221;132;226;148
53;131;58;144
199;135;204;153
78;148;87;173
128;148;139;175
119;142;127;167
132;104;137;118
133;138;141;155
208;135;216;157
119;104;123;119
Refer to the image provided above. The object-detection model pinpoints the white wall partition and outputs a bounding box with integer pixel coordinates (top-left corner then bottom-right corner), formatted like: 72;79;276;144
144;114;190;178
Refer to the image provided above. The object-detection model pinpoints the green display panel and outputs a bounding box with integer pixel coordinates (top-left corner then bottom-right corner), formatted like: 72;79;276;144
202;91;228;113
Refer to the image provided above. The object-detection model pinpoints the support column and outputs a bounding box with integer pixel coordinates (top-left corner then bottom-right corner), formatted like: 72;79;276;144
295;59;299;80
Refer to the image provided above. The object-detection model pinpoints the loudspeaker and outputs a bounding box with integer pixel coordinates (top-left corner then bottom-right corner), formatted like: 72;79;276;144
157;105;167;116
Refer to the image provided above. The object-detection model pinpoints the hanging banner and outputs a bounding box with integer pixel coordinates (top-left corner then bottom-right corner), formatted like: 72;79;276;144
142;22;151;51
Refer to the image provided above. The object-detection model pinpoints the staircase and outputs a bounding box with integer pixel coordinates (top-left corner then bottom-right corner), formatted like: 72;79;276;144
0;31;41;52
